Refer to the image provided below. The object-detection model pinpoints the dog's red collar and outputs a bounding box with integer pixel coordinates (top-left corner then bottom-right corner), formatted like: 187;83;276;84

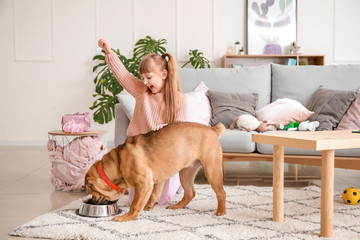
98;163;125;193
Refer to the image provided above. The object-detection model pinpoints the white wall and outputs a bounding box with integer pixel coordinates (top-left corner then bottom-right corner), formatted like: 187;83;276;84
1;0;360;146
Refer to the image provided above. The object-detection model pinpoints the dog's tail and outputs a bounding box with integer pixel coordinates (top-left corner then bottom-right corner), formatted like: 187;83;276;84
212;122;226;138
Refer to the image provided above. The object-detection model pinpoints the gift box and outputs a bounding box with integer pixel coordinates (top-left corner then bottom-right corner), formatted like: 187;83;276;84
62;112;90;133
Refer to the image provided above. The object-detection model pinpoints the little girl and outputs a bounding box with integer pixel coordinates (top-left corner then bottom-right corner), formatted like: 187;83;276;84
98;38;186;205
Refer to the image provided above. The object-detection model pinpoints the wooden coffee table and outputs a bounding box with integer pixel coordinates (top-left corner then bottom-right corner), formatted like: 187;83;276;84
252;130;360;238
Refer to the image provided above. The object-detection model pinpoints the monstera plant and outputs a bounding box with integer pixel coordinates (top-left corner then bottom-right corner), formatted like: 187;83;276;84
90;36;167;124
181;49;210;69
91;36;210;124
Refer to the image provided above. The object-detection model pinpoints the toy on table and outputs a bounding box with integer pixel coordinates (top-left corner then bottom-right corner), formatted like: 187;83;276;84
273;120;320;131
342;187;360;205
230;114;267;132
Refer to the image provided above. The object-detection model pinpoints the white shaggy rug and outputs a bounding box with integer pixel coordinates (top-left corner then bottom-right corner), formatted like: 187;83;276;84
10;185;360;240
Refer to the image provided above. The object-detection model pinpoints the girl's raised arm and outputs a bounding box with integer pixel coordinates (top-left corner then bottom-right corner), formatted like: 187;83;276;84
98;39;146;97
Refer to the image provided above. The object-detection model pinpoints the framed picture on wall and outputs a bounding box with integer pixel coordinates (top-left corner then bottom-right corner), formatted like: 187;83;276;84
247;0;297;55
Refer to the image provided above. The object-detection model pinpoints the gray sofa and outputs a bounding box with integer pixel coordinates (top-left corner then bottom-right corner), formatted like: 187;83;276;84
114;63;360;170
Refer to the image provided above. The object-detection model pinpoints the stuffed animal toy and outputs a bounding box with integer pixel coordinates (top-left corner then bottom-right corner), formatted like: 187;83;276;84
289;41;301;54
274;120;319;131
342;187;360;205
298;120;320;131
230;114;267;132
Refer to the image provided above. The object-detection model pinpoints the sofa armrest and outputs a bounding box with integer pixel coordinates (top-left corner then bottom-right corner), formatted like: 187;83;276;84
114;103;130;146
114;93;136;146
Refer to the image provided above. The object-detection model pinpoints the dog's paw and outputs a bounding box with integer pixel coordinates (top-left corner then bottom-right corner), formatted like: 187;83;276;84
143;202;156;211
166;203;184;210
112;213;137;222
215;209;226;216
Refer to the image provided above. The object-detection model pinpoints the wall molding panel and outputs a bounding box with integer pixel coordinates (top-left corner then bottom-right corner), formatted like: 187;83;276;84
13;0;55;62
176;0;215;63
95;0;134;58
132;0;136;47
333;0;360;63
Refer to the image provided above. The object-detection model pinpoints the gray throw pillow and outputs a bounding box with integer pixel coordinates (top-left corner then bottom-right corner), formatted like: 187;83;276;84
208;90;259;128
307;86;357;131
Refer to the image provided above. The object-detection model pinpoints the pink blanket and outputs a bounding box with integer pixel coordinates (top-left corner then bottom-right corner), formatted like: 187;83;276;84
47;136;107;191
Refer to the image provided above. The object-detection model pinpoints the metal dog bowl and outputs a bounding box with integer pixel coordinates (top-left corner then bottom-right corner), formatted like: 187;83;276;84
76;198;121;218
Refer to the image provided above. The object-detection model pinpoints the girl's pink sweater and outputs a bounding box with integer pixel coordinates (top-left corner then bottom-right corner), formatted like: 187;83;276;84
105;52;186;137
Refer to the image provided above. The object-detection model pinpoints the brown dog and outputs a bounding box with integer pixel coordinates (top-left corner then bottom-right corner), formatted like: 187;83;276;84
85;122;226;222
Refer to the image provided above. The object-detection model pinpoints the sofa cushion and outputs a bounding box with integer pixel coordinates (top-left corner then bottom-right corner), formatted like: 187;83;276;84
336;89;360;130
271;64;360;107
307;86;357;131
220;130;256;153
184;81;212;126
256;98;313;125
208;91;258;128
177;65;271;109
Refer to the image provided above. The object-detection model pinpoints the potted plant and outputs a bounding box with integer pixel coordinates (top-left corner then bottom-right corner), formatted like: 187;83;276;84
239;47;245;55
234;41;242;55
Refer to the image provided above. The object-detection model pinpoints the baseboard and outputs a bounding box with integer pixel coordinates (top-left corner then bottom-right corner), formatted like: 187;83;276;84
0;140;47;146
0;140;115;147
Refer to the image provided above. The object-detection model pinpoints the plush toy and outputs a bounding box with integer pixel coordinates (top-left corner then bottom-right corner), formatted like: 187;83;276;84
289;41;301;54
274;120;319;131
230;114;267;132
298;120;320;131
342;187;360;205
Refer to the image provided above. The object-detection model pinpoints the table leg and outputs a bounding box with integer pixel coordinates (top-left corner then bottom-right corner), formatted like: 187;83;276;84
273;145;284;222
320;149;335;237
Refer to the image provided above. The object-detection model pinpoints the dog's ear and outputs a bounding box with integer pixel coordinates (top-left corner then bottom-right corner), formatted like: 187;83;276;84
85;175;93;186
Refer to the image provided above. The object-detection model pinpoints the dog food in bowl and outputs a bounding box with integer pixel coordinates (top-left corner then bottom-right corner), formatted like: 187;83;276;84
77;198;121;217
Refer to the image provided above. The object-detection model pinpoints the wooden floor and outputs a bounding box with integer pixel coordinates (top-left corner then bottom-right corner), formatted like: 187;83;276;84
0;146;359;240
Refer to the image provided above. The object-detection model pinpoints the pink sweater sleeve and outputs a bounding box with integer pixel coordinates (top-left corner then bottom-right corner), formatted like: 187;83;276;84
105;52;146;98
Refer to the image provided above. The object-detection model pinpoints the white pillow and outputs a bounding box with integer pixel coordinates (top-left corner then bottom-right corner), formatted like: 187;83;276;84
117;94;135;120
184;81;212;126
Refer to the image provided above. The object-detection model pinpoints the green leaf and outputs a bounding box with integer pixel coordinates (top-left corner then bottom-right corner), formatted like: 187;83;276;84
92;63;106;72
181;49;210;69
133;36;167;60
89;94;119;124
92;55;105;61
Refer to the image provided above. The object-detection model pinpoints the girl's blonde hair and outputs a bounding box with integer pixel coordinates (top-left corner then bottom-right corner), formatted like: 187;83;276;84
138;53;182;124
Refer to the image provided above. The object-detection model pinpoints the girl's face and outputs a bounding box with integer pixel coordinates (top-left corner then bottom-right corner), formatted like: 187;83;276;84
141;61;168;94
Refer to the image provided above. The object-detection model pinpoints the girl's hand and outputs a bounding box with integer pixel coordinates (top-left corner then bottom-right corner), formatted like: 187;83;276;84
98;38;112;54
